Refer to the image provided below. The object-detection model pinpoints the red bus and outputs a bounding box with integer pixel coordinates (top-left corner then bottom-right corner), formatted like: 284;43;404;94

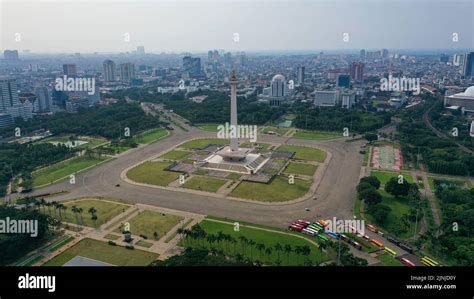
366;224;378;233
400;257;416;267
370;239;384;247
289;224;304;232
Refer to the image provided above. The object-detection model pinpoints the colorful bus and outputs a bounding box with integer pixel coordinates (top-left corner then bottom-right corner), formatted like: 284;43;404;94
318;219;329;227
422;256;438;266
370;239;384;247
366;224;378;233
317;234;330;242
309;224;323;232
400;257;416;267
384;247;397;256
289;224;304;232
400;243;414;254
325;229;339;239
351;241;362;250
302;228;316;236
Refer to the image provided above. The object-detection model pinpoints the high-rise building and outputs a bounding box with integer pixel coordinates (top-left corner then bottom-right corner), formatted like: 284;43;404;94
182;56;201;78
360;49;366;59
349;62;364;82
382;49;389;59
103;60;116;82
136;46;145;55
297;66;305;85
119;63;135;83
0;78;33;127
461;52;474;77
34;86;52;113
337;74;350;88
4;50;19;60
63;64;77;77
271;74;287;97
453;54;464;66
439;54;449;63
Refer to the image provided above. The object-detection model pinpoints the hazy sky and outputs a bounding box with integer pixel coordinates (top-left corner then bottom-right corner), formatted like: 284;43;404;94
0;0;473;53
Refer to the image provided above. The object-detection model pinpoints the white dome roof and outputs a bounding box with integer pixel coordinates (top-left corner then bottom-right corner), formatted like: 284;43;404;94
464;86;474;97
272;74;286;81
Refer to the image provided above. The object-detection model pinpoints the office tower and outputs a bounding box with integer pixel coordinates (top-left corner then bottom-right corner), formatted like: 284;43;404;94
182;56;201;78
439;54;449;63
453;54;464;66
208;50;213;60
382;49;389;59
4;50;19;60
297;66;305;85
136;46;145;55
63;64;77;77
349;62;364;82
34;86;52;113
224;52;232;65
337;74;351;88
0;78;20;111
360;49;366;59
461;52;474;77
52;89;68;109
271;74;287;97
103;60;116;82
0;78;33;127
119;63;135;83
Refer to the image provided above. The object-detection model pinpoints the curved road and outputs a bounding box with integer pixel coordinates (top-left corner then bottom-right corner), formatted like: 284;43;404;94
28;126;364;229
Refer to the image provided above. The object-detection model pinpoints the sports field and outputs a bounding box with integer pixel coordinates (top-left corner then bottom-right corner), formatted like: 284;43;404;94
370;146;402;171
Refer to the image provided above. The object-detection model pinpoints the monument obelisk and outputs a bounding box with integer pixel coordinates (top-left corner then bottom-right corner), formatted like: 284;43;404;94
229;70;239;151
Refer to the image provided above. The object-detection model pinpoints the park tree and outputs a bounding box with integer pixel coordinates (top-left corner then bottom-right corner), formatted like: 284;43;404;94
371;204;392;224
385;177;411;197
364;132;378;143
359;176;381;189
359;188;382;205
357;182;375;194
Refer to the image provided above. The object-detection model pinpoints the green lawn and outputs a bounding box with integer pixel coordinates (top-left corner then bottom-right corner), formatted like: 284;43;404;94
364;190;418;239
182;176;227;193
196;124;220;132
58;198;130;228
277;145;326;162
104;234;121;241
294;130;342;140
160;150;191;160
127;161;180;186
180;138;229;149
48;236;74;252
136;240;153;248
377;253;404;266
99;143;132;154
240;142;271;150
32;155;110;187
133;128;168;144
363;146;371;166
262;126;289;136
43;238;158;266
226;173;241;180
230;176;311;202
284;162;317;176
370;171;414;185
183;219;330;266
115;210;183;240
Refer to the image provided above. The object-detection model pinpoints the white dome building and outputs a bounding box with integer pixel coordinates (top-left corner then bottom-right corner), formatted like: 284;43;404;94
444;86;474;113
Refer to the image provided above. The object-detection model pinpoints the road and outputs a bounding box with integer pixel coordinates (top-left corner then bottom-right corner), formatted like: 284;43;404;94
26;125;365;229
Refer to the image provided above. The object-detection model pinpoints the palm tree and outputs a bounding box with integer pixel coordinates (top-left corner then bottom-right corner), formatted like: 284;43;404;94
45;202;52;215
71;206;80;225
301;245;311;264
88;207;97;227
51;201;58;218
34;200;41;212
294;246;303;265
56;203;65;220
265;247;273;263
238;236;248;254
248;239;256;259
77;207;84;225
284;244;292;264
274;243;283;261
39;198;46;213
256;243;265;260
230;237;237;254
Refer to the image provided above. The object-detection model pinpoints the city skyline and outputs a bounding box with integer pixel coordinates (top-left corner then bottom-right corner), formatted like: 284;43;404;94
1;0;473;53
